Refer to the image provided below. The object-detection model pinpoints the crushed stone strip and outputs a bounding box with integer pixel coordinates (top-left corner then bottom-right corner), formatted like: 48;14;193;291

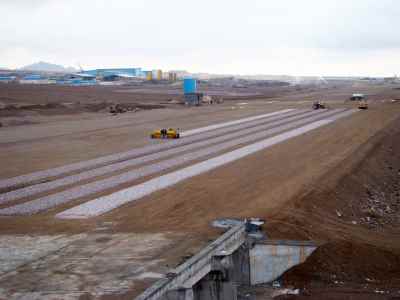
57;110;357;219
0;109;347;216
181;109;296;136
0;109;294;190
0;109;318;204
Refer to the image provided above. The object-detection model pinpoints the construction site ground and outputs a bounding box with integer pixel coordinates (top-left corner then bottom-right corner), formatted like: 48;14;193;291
0;82;400;299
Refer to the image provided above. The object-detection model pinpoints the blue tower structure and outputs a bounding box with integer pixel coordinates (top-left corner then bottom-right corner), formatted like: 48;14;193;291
183;78;197;94
183;77;202;105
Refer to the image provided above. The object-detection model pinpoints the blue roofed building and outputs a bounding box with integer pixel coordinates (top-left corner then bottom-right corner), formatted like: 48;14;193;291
19;74;50;84
82;68;142;78
22;74;42;80
0;75;16;83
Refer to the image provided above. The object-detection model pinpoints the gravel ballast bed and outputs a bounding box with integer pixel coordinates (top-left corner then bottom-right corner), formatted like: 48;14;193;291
0;109;321;204
0;109;354;216
0;109;295;190
57;110;358;219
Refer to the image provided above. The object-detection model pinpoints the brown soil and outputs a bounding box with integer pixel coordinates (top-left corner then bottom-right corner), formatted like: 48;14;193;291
0;104;399;236
1;82;398;121
0;84;174;125
98;103;400;233
275;288;400;300
265;114;400;297
282;241;400;285
0;84;176;106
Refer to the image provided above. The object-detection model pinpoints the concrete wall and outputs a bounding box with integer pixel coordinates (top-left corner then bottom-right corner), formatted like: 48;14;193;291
136;231;319;300
229;244;250;285
193;272;237;300
249;240;317;285
136;224;246;300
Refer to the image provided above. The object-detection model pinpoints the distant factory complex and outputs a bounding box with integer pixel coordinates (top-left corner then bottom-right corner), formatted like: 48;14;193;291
0;66;204;105
0;67;181;86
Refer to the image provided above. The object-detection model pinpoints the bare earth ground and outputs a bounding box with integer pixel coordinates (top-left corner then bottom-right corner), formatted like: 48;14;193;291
0;82;400;298
268;112;400;299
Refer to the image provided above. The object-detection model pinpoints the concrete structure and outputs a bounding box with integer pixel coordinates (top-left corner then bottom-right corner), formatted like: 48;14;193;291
136;223;319;300
184;93;203;106
136;224;247;300
250;240;318;285
0;232;173;299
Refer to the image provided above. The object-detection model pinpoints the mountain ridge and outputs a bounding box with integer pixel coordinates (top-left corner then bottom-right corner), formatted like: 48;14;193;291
20;61;77;73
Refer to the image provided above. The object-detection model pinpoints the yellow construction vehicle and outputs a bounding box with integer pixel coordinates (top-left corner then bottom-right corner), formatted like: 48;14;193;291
358;100;368;109
150;128;180;139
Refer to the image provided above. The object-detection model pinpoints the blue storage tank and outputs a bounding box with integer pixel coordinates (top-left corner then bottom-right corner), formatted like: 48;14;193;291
183;78;197;94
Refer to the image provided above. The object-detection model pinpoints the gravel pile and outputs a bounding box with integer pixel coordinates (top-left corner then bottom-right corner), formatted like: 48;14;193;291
358;184;400;228
0;109;318;204
0;109;295;191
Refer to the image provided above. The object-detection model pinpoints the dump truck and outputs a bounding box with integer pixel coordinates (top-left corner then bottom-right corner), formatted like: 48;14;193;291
150;128;180;139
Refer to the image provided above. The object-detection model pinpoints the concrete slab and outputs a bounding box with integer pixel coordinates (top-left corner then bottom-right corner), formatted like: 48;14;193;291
0;233;173;299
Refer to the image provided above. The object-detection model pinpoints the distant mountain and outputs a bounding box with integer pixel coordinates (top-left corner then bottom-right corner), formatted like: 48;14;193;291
20;61;77;73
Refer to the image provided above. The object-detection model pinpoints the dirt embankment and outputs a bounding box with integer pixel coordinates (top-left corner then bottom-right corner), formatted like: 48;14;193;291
0;84;174;105
0;85;170;121
266;116;400;291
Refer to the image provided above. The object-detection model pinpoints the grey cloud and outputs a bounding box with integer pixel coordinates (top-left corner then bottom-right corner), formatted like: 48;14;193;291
0;0;399;76
2;0;51;9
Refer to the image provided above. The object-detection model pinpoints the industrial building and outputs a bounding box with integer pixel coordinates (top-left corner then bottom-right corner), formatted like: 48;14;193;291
144;71;153;81
78;68;175;82
168;72;177;81
82;68;142;78
152;70;162;81
19;75;50;85
0;75;16;83
0;66;179;86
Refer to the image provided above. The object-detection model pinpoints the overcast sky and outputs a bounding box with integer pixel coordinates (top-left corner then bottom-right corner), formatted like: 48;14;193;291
1;0;399;76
